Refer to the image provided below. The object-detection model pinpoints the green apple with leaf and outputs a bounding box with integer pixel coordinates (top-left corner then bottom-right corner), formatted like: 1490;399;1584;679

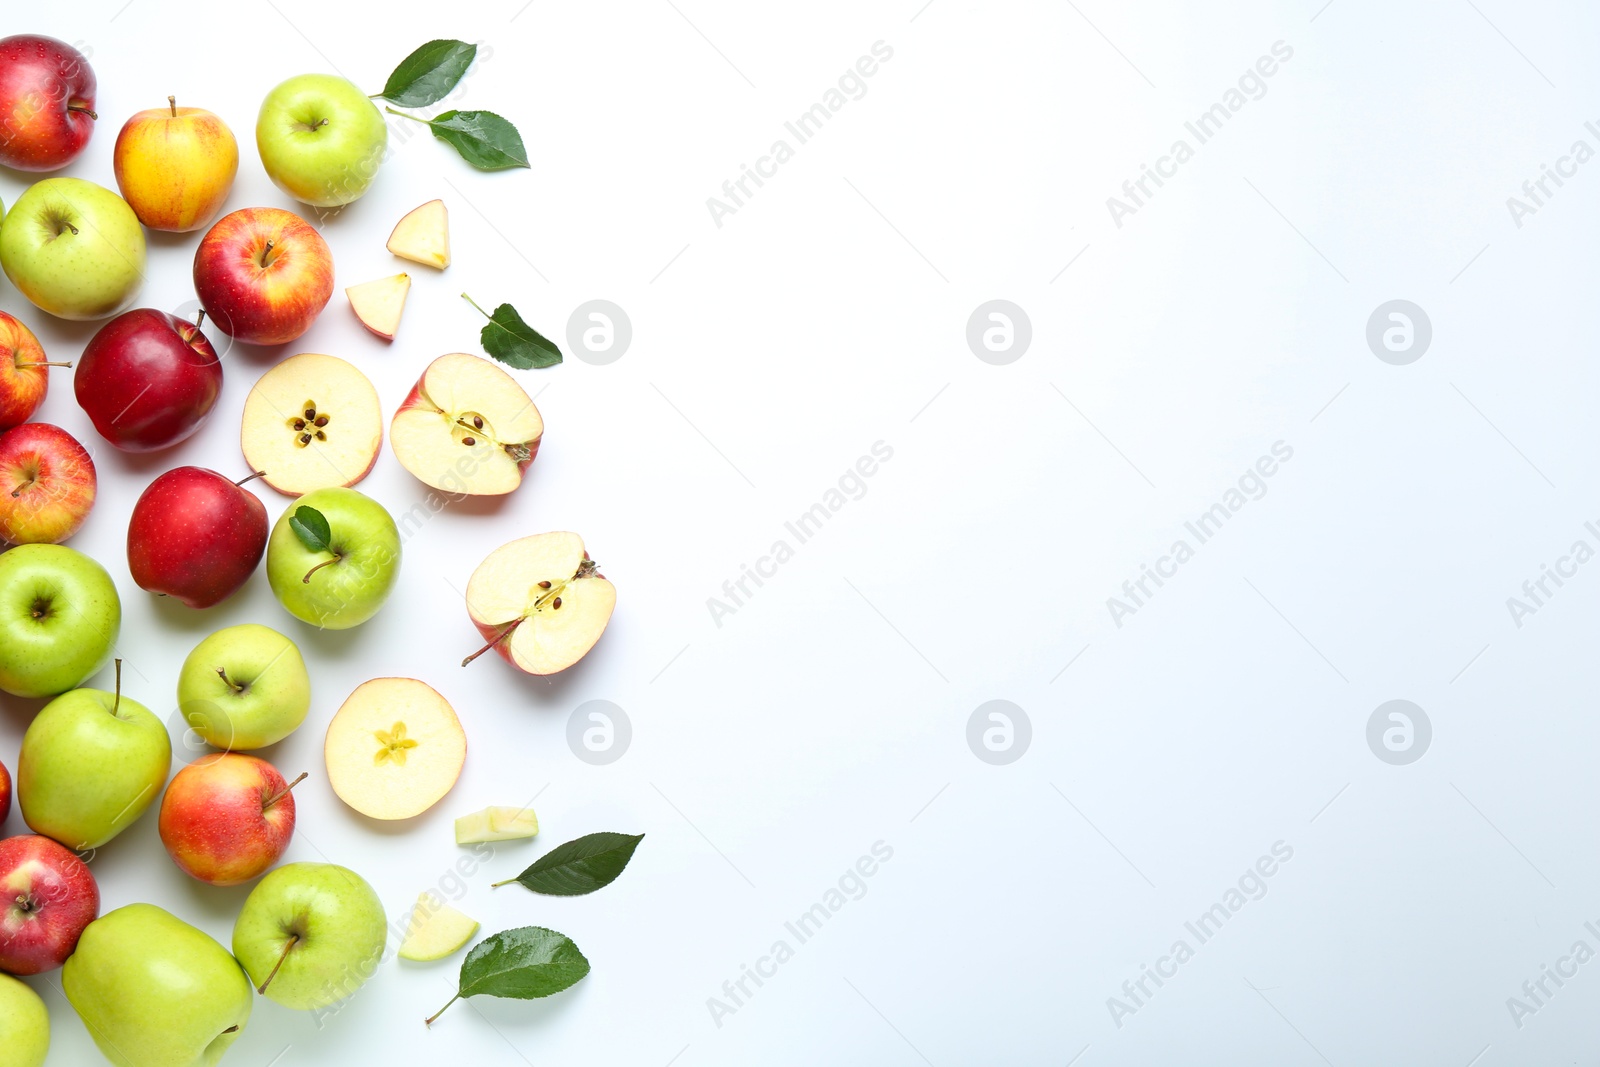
0;543;121;698
0;972;49;1067
233;862;387;1011
256;74;387;208
177;623;311;750
64;903;252;1067
266;488;400;630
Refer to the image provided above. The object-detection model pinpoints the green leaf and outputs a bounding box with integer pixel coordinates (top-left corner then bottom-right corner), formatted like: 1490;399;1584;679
427;927;589;1025
425;110;529;171
382;40;478;108
288;506;330;553
462;294;562;369
496;833;645;896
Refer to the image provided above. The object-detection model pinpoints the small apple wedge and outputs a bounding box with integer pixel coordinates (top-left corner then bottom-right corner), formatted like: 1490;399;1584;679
241;352;383;496
391;353;542;495
345;273;409;341
464;533;616;676
325;678;465;820
398;891;478;962
455;805;539;845
387;199;448;269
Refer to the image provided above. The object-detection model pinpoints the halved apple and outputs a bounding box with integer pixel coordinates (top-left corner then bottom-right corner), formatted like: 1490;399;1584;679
455;805;539;845
464;532;616;676
391;353;542;496
398;891;478;962
324;678;465;820
387;200;449;269
241;352;383;496
346;273;409;341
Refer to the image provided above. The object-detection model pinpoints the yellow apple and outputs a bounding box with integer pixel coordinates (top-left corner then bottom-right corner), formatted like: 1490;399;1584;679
113;97;239;233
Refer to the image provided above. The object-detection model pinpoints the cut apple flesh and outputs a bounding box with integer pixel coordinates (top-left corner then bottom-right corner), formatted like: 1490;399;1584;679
455;805;539;844
399;891;478;962
391;353;542;495
387;199;449;269
324;678;466;820
346;273;409;341
466;532;617;675
241;352;383;496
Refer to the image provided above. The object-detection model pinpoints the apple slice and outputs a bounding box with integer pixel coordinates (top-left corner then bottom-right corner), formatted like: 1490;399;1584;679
464;532;616;676
324;678;465;820
241;352;383;496
398;891;478;962
391;353;542;495
387;200;449;269
455;805;539;845
345;273;409;341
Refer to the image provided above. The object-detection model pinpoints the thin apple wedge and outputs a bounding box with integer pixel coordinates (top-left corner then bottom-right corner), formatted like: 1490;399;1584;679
387;200;448;269
464;532;616;676
455;805;539;845
345;273;409;341
398;891;478;962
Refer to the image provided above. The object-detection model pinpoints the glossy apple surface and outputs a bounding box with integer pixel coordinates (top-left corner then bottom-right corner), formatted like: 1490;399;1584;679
0;178;145;321
0;760;10;826
160;754;299;886
0;972;48;1067
76;308;221;452
266;487;400;629
0;423;95;545
177;624;310;750
232;862;386;1010
127;467;267;608
113;97;238;232
0;834;99;975
256;74;386;207
0;313;60;432
0;544;120;698
193;207;333;346
0;35;95;171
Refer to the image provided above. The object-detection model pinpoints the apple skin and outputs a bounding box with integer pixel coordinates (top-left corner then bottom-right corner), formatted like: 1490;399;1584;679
0;312;55;432
113;98;238;232
194;206;333;346
75;309;222;452
0;423;95;545
266;487;401;630
0;544;120;698
159;754;296;887
0;834;99;975
177;624;310;750
0;972;49;1067
0;35;95;172
232;862;386;1010
126;467;267;610
0;759;9;826
257;74;387;208
0;178;145;321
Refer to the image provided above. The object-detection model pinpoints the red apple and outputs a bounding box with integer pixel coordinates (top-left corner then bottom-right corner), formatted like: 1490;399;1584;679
0;834;98;974
0;759;10;827
74;309;222;452
0;423;95;545
127;467;268;609
0;312;66;432
193;207;333;346
0;36;96;172
158;754;302;886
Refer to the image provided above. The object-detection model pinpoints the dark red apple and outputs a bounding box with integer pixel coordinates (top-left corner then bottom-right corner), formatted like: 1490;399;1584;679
193;207;334;346
0;36;96;172
75;309;222;452
0;834;99;974
127;467;268;609
0;759;10;826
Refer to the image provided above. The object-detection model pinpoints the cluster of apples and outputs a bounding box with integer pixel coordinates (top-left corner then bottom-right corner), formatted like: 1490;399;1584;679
0;32;618;1067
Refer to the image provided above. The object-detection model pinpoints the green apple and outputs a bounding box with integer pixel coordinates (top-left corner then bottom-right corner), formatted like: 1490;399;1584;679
256;74;387;208
0;178;146;321
18;664;171;850
0;973;49;1067
267;487;401;630
65;903;251;1067
177;624;311;751
233;862;387;1011
0;543;121;698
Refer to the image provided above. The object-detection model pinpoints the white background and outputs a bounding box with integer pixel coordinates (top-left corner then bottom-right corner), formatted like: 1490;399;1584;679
2;0;1598;1064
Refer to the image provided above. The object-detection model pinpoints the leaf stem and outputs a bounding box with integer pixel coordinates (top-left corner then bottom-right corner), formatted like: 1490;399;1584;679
460;293;491;320
490;877;516;888
385;106;430;125
425;993;461;1027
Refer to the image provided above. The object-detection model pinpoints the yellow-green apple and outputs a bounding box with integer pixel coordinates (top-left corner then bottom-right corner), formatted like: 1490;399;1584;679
0;423;95;544
324;678;465;820
233;862;386;1010
0;35;96;171
127;468;267;609
176;623;310;750
0;544;120;698
0;834;98;974
392;353;543;495
0;972;49;1067
0;178;145;320
0;312;69;432
464;532;616;675
18;664;171;850
257;73;387;208
266;487;400;629
193;206;333;346
159;754;304;886
65;904;252;1066
345;272;409;340
240;352;381;495
387;199;448;268
75;308;222;452
113;96;238;232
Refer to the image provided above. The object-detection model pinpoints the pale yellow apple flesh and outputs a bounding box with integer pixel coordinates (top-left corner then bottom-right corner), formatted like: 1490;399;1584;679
325;678;465;820
454;805;539;844
387;200;449;269
241;353;383;496
345;273;409;341
466;532;617;675
398;891;478;962
391;353;542;495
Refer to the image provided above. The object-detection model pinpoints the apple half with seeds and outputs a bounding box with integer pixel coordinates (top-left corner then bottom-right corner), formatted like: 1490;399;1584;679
464;532;615;675
387;199;448;269
241;352;382;496
324;678;464;821
391;353;542;496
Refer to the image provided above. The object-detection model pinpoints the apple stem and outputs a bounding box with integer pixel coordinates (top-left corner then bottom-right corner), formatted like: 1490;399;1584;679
65;223;78;236
460;293;491;320
168;95;177;117
215;667;245;693
262;772;309;812
112;659;121;717
233;470;268;488
425;993;462;1027
302;556;340;584
68;103;96;119
461;620;521;667
257;935;299;995
194;308;206;329
221;1026;239;1035
17;361;72;368
257;240;275;269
